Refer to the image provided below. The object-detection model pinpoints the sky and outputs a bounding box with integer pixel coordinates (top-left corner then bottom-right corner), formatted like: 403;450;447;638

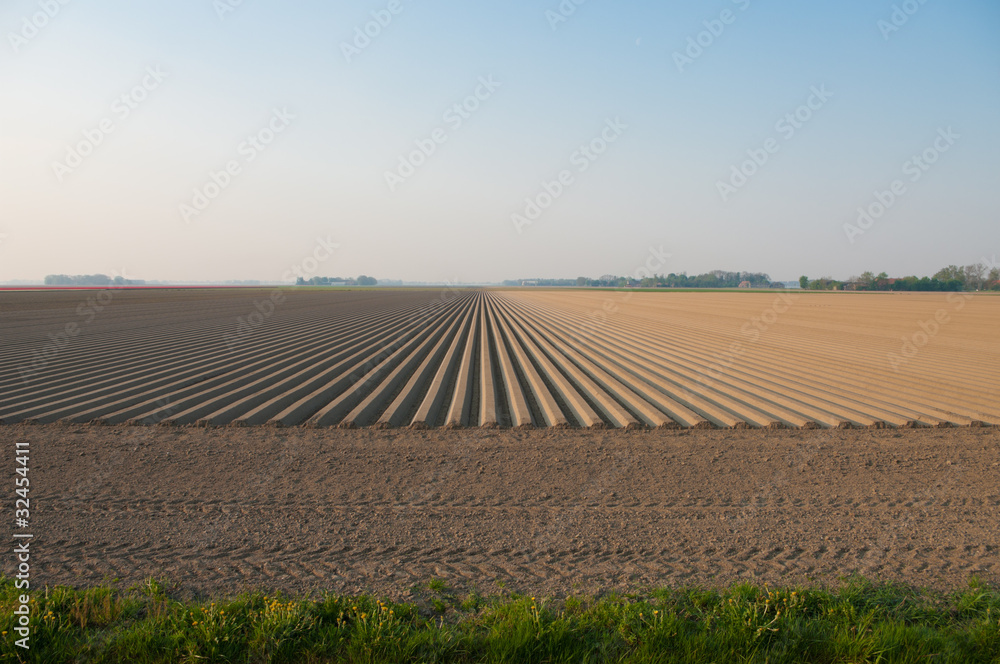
1;0;998;284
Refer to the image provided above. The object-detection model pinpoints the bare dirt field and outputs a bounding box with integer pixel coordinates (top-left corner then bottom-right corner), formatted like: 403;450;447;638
3;424;997;600
1;289;998;429
2;288;997;601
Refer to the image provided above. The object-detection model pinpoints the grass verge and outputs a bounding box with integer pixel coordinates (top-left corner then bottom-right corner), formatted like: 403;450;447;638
1;575;997;663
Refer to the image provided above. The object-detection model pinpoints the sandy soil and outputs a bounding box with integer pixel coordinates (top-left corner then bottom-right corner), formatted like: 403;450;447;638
2;424;997;600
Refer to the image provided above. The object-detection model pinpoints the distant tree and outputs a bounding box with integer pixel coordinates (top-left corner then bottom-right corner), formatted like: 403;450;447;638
873;271;889;290
889;276;911;291
889;275;958;292
806;277;842;291
963;262;986;291
357;275;378;286
43;274;117;286
799;276;809;289
934;265;964;286
857;271;875;290
988;267;1000;290
314;277;333;285
576;277;588;287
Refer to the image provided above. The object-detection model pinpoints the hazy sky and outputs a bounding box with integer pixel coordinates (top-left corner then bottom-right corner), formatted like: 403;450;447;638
1;0;998;283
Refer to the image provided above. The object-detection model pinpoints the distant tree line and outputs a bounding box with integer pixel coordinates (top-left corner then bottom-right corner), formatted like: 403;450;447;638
501;278;577;287
296;275;378;286
637;271;775;289
44;274;145;286
503;270;779;289
799;263;999;292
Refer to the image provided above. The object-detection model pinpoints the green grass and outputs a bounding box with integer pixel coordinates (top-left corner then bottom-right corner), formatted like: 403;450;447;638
1;576;997;663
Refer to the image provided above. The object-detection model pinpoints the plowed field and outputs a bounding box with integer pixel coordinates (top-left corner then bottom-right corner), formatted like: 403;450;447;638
3;424;997;597
1;289;996;428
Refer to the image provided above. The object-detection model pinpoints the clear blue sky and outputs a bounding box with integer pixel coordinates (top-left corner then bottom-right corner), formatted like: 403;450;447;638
1;0;997;283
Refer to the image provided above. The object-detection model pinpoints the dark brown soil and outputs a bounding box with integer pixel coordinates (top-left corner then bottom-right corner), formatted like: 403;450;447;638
2;424;997;600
